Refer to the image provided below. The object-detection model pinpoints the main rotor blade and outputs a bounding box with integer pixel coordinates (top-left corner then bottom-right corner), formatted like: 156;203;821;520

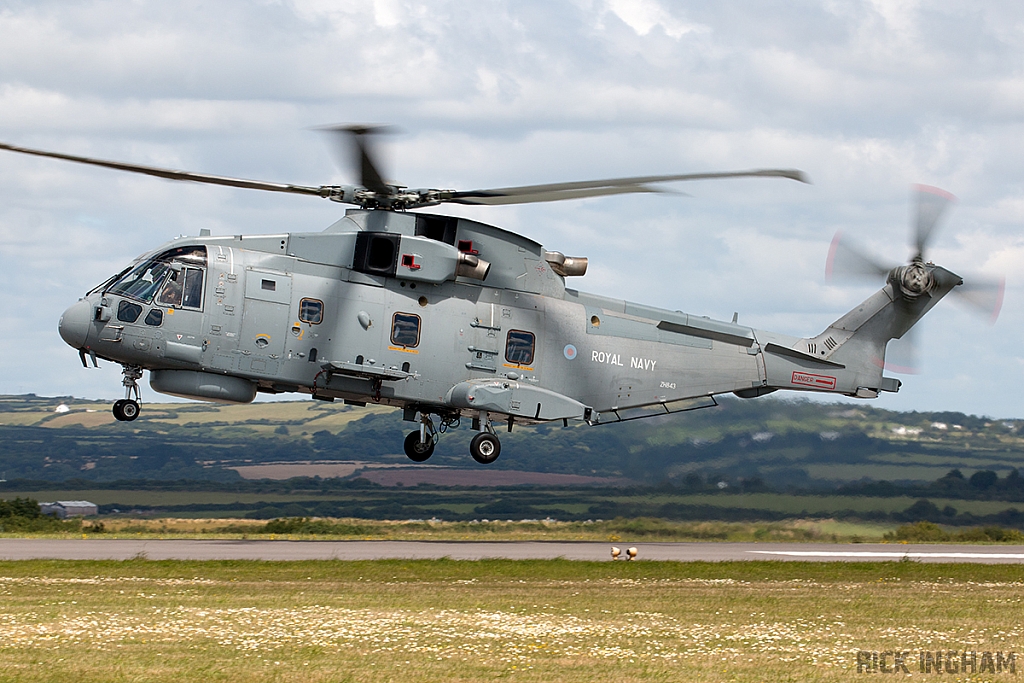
448;168;808;205
448;184;667;205
913;184;956;258
0;141;325;196
952;275;1005;323
318;125;392;195
825;231;897;282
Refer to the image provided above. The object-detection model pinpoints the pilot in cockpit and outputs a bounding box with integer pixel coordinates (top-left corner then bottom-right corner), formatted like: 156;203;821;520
156;270;183;307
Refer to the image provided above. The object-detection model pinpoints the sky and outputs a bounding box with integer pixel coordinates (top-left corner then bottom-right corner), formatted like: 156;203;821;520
1;0;1023;417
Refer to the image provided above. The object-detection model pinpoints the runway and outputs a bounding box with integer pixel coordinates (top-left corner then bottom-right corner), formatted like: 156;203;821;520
2;539;1024;562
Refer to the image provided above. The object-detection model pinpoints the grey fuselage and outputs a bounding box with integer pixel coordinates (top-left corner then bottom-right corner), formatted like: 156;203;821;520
59;209;958;425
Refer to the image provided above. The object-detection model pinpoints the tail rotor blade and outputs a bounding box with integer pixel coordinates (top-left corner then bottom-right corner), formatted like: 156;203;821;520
953;275;1005;323
913;185;956;257
825;231;896;282
883;326;920;375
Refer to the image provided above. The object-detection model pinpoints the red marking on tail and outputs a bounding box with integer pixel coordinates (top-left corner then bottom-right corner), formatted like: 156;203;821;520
825;231;841;281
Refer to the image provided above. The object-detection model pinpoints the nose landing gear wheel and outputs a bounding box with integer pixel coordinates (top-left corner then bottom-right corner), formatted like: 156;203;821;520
470;432;501;464
112;399;140;422
113;365;144;422
403;430;435;462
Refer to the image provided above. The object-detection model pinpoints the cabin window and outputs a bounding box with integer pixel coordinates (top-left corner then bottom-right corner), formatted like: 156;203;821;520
505;329;535;365
116;300;142;323
390;312;421;348
299;298;324;324
144;308;163;326
261;279;276;291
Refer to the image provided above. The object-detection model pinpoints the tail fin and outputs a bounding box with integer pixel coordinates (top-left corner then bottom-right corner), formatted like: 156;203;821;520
762;265;961;398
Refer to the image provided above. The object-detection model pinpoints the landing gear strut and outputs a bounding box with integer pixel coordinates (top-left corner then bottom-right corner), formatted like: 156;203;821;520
469;411;501;464
113;365;142;422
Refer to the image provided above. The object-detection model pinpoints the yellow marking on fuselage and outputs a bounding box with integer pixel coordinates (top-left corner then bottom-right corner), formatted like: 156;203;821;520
388;346;420;354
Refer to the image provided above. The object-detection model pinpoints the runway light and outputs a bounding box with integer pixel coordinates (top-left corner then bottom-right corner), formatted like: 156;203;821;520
611;546;621;560
626;547;638;561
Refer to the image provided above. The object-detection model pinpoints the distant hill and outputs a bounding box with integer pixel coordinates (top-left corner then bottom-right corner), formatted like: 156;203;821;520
1;393;1022;488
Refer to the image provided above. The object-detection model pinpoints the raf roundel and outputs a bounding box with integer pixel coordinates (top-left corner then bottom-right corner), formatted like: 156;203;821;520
563;344;577;360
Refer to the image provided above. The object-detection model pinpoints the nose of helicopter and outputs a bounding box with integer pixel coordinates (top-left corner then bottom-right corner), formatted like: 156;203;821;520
58;299;93;350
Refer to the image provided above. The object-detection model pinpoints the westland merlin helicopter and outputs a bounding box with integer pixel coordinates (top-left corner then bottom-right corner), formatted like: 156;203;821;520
0;130;1003;464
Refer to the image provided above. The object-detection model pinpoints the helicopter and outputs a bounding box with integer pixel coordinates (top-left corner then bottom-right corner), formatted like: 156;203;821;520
0;128;1003;464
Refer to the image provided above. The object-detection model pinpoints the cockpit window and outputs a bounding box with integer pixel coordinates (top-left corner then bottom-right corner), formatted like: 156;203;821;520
156;271;183;307
106;245;207;304
182;268;203;309
116;300;142;323
159;245;207;266
154;266;203;309
109;260;173;303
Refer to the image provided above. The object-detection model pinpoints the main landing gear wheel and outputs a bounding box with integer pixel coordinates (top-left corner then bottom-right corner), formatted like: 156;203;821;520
403;431;435;462
470;432;501;464
112;399;140;422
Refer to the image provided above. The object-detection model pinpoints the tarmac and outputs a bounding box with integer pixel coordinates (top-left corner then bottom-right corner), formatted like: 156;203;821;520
2;539;1024;562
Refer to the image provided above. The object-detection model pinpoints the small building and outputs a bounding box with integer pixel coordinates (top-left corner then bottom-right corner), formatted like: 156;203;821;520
39;501;98;518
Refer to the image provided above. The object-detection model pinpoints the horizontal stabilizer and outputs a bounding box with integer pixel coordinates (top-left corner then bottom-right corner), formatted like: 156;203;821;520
764;342;845;368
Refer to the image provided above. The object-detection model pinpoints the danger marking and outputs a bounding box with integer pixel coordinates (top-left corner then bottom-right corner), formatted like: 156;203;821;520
792;371;836;390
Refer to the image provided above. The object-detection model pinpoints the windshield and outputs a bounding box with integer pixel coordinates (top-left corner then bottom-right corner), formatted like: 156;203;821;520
104;245;208;303
108;260;173;303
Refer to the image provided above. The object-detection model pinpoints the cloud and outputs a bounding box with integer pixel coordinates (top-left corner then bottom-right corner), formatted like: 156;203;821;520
602;0;709;38
0;0;1023;416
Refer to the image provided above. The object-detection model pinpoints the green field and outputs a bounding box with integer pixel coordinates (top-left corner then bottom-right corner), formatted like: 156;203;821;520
0;559;1022;682
6;393;1024;491
0;516;900;543
3;488;1020;523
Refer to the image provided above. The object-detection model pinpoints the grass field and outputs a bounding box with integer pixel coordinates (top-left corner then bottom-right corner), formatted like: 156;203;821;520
0;398;388;435
0;517;897;543
7;393;1024;489
0;559;1021;682
4;487;1020;523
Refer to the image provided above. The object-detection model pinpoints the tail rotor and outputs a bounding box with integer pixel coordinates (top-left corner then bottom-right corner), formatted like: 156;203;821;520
825;185;1004;372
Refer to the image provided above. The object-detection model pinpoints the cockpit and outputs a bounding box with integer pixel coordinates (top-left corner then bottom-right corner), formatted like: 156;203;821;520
94;245;207;309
